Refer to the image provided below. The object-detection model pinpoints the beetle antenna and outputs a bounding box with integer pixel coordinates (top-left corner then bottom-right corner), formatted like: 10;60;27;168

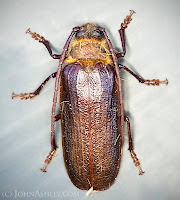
41;26;80;172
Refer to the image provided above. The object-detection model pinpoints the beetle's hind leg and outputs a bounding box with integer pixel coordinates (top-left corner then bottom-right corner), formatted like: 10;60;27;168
12;72;57;100
40;110;61;173
26;28;61;59
41;149;56;172
124;116;144;175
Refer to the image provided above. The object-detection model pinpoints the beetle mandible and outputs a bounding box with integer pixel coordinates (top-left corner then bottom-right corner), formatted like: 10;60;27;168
12;10;168;192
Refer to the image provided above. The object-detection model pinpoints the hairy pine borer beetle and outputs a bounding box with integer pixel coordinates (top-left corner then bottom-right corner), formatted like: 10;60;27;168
12;10;168;192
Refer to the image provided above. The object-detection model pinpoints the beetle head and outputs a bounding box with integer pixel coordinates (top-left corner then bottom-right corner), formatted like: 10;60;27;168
75;23;105;40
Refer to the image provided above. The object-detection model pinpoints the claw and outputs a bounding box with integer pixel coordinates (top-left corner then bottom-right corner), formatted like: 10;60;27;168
121;10;136;29
144;78;168;86
11;92;35;100
26;28;45;43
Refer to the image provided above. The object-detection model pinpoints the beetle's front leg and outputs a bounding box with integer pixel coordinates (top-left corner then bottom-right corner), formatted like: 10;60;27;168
116;10;136;58
26;28;61;59
12;72;57;100
119;64;168;86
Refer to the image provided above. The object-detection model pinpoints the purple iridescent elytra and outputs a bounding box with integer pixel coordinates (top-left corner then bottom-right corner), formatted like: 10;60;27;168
61;63;121;190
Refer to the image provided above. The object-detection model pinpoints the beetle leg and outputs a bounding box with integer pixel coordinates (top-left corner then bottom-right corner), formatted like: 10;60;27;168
41;149;56;172
12;72;57;100
26;28;61;59
124;116;145;175
55;114;61;121
116;10;136;58
119;64;168;86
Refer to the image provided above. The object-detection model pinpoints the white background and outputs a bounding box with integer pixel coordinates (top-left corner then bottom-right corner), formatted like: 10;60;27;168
1;0;180;200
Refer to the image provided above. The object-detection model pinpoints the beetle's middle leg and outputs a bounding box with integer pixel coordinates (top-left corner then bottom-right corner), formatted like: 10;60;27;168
12;72;57;100
124;116;144;175
119;64;168;86
26;28;61;59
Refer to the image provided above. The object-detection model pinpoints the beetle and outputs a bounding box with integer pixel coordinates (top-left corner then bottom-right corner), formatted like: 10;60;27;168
12;10;168;192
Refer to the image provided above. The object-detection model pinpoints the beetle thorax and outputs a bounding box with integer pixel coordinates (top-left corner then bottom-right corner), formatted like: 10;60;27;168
65;24;113;70
70;38;108;60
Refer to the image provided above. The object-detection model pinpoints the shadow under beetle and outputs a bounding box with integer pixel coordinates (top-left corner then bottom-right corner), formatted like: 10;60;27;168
12;10;168;192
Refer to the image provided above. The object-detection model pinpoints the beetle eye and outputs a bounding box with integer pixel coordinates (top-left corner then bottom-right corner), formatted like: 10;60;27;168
92;29;102;36
76;29;85;37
